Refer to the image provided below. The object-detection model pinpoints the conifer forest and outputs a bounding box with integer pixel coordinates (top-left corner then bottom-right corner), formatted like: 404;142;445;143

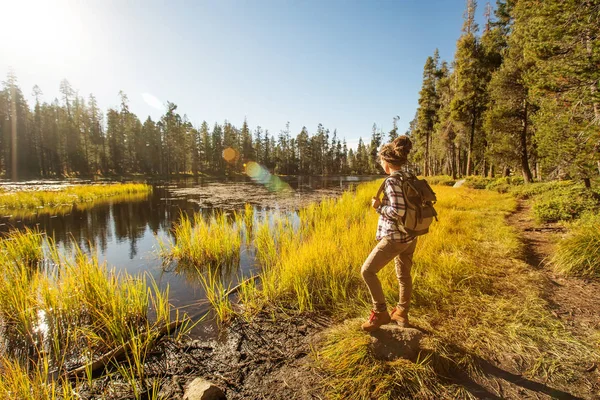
3;1;597;183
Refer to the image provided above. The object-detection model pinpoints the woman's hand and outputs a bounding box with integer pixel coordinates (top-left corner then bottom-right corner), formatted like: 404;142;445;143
371;197;381;209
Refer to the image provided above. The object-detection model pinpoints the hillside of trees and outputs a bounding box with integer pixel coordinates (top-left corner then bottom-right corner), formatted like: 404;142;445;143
0;75;394;179
410;0;599;187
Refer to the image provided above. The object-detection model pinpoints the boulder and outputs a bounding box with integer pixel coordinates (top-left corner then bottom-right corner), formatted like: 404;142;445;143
453;179;466;188
183;378;226;400
369;325;423;361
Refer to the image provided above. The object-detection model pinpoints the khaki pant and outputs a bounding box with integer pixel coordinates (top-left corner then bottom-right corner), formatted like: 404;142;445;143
360;237;418;313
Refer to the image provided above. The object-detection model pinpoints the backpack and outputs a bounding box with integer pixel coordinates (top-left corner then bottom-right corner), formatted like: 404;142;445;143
375;171;438;236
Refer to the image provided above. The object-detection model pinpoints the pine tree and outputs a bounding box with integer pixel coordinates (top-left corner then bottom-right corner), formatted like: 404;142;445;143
483;3;535;182
254;126;263;164
388;116;400;141
367;124;382;174
416;52;440;176
517;0;600;184
297;126;310;175
240;118;255;164
450;0;489;176
195;121;207;173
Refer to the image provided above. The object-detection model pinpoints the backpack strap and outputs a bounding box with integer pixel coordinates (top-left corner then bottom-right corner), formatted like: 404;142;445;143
375;179;387;201
375;171;405;201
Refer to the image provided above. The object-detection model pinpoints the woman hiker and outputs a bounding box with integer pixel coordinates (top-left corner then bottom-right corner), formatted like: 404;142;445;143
360;135;417;332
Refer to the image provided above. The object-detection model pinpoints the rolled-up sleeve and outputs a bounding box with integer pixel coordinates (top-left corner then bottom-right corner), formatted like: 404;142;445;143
379;179;406;220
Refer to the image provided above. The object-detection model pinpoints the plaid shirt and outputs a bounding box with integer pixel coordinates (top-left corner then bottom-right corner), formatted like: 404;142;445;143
375;176;415;243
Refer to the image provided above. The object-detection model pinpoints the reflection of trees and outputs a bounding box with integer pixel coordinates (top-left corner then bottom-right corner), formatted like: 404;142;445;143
1;189;190;261
0;177;372;263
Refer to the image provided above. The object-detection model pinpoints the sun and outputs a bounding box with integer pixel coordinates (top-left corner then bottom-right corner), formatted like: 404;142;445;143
1;0;88;68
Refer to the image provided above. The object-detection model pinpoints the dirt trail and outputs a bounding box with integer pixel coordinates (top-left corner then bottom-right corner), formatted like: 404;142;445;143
507;200;600;396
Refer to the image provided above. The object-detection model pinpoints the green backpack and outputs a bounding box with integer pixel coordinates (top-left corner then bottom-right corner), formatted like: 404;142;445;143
375;171;438;236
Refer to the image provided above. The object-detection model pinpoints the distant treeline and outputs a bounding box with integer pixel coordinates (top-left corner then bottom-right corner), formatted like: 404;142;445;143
0;77;398;179
409;0;599;186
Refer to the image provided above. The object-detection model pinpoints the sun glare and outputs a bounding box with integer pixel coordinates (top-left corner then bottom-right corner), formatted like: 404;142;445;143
2;0;87;65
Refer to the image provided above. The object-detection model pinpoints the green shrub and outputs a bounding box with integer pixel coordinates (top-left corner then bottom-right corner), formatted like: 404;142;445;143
464;175;493;189
509;176;525;186
423;175;456;186
532;185;599;223
509;180;574;199
552;213;600;278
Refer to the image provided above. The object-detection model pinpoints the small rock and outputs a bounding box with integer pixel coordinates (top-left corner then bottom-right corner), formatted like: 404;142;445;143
369;325;423;361
183;377;226;400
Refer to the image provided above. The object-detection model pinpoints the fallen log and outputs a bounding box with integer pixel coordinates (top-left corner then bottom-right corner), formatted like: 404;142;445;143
61;274;261;381
64;317;189;380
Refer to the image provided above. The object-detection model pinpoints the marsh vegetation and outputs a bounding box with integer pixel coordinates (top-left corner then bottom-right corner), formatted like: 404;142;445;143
0;229;189;399
0;183;152;218
156;178;599;398
1;175;598;398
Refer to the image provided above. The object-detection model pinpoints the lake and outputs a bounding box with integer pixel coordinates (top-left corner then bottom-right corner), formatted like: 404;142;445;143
0;175;379;334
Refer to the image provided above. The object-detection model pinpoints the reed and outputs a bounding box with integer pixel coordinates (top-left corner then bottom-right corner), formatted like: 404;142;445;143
0;356;78;400
159;211;242;270
0;183;151;214
0;230;187;397
198;267;235;323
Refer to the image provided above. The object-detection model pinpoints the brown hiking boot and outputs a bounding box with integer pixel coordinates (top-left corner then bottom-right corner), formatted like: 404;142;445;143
390;307;410;328
361;310;391;332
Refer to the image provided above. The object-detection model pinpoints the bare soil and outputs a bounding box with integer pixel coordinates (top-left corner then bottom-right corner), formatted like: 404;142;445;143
148;311;330;400
505;200;600;399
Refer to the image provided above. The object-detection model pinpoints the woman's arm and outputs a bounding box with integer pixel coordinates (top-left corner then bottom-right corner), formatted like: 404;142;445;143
377;179;406;220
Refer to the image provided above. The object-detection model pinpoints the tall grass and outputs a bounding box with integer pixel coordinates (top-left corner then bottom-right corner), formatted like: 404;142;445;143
0;183;152;214
552;213;600;278
159;211;242;270
0;230;186;398
241;179;597;396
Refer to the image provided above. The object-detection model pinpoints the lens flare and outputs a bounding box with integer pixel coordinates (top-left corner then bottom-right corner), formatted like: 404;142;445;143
222;147;239;163
245;161;291;192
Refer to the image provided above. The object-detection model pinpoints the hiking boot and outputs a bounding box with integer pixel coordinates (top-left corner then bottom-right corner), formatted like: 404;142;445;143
361;310;391;332
390;307;410;328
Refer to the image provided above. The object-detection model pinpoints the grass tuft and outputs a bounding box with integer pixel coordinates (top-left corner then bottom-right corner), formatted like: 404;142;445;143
552;213;600;278
159;211;241;270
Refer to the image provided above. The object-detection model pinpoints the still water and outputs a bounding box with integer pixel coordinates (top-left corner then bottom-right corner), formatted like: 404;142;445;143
0;175;377;318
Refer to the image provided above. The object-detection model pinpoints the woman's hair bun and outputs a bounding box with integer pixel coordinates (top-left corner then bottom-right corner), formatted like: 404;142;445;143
379;135;412;167
392;135;412;157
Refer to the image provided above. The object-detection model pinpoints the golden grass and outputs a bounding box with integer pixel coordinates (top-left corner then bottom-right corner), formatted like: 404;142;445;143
0;183;152;216
0;230;187;398
239;180;597;397
159;211;242;270
552;214;600;278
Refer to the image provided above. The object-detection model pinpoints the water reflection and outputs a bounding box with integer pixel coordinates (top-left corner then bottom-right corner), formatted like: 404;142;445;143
0;176;378;310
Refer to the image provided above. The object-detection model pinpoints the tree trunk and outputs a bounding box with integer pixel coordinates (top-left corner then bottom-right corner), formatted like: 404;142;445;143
424;131;430;176
457;146;462;178
450;142;457;179
466;113;476;176
10;86;17;181
520;100;534;183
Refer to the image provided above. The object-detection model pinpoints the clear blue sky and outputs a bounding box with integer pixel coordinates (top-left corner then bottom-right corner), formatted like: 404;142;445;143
1;0;489;149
